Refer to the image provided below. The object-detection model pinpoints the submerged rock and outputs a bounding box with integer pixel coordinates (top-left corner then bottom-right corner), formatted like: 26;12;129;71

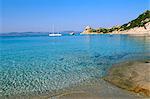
104;61;150;97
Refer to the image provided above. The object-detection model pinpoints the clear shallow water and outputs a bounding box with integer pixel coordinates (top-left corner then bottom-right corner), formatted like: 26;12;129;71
0;34;150;97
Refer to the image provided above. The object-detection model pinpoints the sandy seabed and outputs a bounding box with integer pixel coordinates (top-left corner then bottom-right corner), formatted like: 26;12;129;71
1;61;150;99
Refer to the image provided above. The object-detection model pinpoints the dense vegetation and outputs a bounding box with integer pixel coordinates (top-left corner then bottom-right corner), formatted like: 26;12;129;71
92;10;150;33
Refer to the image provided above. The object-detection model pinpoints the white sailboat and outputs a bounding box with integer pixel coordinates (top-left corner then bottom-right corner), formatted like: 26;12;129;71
69;32;75;35
49;25;62;37
49;33;62;36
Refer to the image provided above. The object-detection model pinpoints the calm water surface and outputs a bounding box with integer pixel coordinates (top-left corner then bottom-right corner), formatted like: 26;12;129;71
0;34;150;97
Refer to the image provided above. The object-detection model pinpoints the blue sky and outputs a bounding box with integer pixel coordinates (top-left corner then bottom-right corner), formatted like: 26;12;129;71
1;0;149;33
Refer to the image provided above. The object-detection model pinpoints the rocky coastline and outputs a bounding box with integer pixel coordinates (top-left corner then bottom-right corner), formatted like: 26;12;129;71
82;10;150;35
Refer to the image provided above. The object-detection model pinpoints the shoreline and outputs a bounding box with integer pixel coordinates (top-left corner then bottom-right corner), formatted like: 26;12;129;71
2;78;142;99
1;60;150;99
104;60;150;97
81;32;150;36
82;21;150;36
51;60;150;99
2;79;142;99
51;79;142;99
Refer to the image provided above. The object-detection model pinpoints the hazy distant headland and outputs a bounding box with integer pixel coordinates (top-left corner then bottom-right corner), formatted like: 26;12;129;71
0;32;50;36
82;10;150;35
0;31;80;37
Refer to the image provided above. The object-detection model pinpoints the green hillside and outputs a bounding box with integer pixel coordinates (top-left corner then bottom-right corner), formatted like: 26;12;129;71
93;10;150;33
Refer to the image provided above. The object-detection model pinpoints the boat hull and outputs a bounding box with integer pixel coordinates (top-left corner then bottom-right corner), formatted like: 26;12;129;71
49;34;62;36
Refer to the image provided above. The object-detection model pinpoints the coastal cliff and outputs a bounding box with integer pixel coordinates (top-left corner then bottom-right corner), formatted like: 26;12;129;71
82;10;150;35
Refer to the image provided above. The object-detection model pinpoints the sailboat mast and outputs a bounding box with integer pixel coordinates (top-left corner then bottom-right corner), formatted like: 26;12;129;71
49;24;62;36
53;24;55;34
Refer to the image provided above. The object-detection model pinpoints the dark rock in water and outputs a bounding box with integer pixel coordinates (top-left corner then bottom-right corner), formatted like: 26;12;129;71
145;61;150;63
104;53;129;61
59;58;64;61
96;62;103;65
102;67;107;71
91;53;101;58
94;55;101;58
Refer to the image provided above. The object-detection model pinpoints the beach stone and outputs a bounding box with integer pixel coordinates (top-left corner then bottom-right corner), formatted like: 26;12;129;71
104;61;150;97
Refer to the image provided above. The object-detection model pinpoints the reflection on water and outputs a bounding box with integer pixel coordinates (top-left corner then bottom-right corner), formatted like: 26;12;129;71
0;34;150;97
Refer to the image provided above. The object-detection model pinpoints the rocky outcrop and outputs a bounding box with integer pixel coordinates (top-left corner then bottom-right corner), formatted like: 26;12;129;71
104;61;150;97
111;22;150;35
82;26;96;34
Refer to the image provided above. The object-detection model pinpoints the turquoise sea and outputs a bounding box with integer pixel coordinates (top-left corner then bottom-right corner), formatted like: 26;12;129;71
0;34;150;97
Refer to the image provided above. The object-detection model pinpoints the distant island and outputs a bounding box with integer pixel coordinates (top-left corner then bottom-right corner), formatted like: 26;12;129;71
82;10;150;35
0;31;79;36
